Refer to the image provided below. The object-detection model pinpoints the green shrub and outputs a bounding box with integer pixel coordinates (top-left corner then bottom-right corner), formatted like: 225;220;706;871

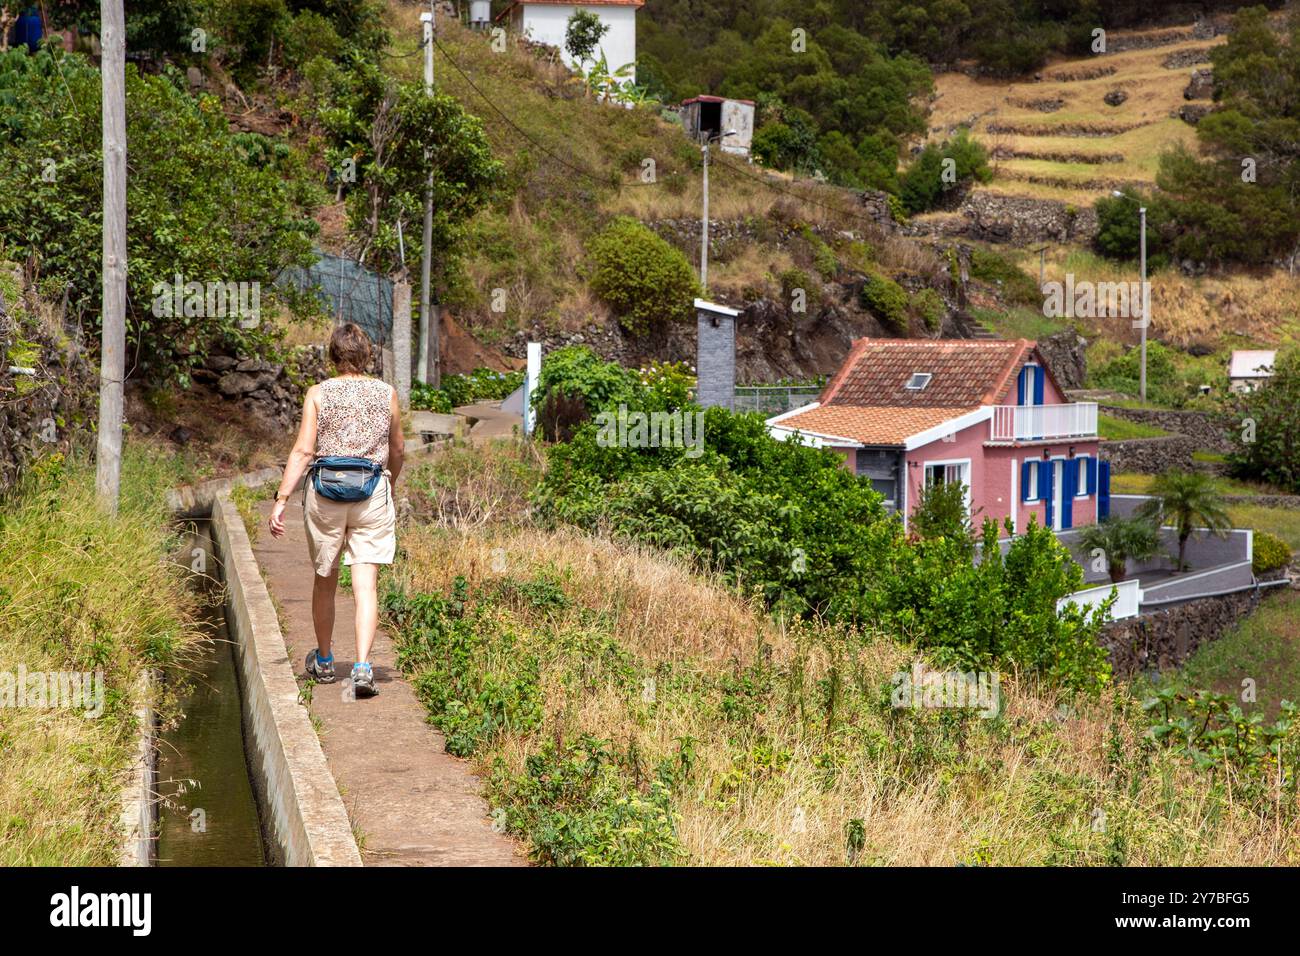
860;273;909;333
778;267;819;311
910;479;971;550
1228;350;1300;492
1253;530;1292;574
1090;341;1183;405
410;367;523;413
969;249;1040;307
910;287;944;332
898;129;992;215
587;217;699;335
281;10;345;68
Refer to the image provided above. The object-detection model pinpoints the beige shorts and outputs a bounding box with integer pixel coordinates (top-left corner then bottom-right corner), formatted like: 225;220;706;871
303;474;396;577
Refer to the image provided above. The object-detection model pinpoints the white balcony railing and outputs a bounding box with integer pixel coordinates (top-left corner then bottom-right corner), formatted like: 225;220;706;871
1058;578;1141;621
989;402;1098;443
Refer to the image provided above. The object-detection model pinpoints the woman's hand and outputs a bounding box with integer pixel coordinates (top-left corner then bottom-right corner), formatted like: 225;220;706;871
269;499;288;538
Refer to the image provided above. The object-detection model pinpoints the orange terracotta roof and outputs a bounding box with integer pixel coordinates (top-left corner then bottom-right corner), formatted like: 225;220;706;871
775;405;978;446
820;338;1039;408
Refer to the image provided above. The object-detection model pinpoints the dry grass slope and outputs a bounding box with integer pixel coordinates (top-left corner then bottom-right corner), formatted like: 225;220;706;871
387;444;1300;866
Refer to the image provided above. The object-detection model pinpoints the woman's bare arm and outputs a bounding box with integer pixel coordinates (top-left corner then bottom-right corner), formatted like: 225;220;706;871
387;387;405;485
277;385;320;499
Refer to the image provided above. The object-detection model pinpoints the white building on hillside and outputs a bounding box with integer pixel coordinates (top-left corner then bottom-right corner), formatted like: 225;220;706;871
1228;349;1276;393
497;1;641;77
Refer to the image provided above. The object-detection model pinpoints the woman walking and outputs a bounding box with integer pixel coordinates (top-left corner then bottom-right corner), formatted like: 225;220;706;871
268;323;404;698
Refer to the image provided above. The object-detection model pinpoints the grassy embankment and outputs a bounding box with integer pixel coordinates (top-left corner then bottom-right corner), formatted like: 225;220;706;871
0;446;202;865
374;7;933;341
381;440;1299;866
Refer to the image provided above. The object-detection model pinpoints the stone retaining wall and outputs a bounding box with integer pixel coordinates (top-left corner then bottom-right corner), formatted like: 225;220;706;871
1100;434;1197;474
1099;404;1235;453
0;296;96;497
1221;493;1300;509
1101;588;1262;676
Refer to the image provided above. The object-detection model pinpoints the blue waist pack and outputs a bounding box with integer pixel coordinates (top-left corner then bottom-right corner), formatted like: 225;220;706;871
308;456;384;502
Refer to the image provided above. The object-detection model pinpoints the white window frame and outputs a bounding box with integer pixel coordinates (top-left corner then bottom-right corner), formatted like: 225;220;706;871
921;457;972;516
1025;459;1041;502
1075;454;1090;498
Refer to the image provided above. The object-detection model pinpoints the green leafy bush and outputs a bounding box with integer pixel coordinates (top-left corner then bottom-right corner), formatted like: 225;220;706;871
1252;529;1292;574
0;48;322;384
1145;689;1300;800
586;217;699;335
968;249;1040;307
910;287;944;331
1090;341;1181;404
533;351;1110;689
860;273;909;333
1228;349;1300;492
898;129;992;215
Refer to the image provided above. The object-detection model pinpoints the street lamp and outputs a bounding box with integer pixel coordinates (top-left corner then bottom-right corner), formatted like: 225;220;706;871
700;128;737;292
1112;190;1149;403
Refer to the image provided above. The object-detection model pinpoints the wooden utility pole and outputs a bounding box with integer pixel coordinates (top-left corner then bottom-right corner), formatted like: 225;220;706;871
95;0;127;514
418;6;439;386
699;137;710;291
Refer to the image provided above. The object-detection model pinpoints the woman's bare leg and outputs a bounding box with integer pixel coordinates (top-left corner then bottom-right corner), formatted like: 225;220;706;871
311;569;338;658
351;563;379;664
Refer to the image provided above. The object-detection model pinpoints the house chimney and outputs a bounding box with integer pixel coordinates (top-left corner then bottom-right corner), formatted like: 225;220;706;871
695;298;740;410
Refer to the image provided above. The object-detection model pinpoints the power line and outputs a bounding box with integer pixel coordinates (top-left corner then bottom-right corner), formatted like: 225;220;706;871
429;34;656;189
429;34;878;216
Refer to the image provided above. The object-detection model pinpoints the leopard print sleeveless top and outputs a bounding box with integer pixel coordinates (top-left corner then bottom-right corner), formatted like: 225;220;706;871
314;376;394;466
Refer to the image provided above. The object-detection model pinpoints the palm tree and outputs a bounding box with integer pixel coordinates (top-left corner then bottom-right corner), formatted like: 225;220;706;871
1138;470;1232;572
1076;515;1161;583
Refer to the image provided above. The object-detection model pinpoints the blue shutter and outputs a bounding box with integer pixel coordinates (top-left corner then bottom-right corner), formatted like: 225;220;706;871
1038;458;1053;527
1086;456;1097;495
1061;460;1075;529
1032;365;1045;405
1020;460;1033;501
1098;460;1111;521
1017;366;1026;405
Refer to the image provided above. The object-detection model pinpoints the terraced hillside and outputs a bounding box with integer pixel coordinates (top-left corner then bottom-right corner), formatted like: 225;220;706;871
927;21;1224;209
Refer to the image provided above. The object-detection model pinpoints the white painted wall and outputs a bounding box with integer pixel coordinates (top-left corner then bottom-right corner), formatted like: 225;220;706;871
510;4;637;78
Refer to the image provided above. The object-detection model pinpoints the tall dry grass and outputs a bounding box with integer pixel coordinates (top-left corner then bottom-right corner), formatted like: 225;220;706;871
390;447;1300;866
0;446;202;865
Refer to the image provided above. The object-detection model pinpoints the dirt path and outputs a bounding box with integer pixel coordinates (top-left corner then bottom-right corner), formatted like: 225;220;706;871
253;493;526;867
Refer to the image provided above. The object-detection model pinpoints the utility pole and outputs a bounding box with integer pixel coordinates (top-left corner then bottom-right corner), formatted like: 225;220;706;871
418;6;438;386
699;136;710;292
95;0;126;514
1139;206;1148;404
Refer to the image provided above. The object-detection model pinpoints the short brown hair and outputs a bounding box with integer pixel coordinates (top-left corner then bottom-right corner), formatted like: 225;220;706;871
328;323;371;374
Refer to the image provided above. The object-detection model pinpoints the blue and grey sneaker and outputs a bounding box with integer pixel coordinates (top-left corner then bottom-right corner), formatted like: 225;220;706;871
351;661;377;698
306;649;336;684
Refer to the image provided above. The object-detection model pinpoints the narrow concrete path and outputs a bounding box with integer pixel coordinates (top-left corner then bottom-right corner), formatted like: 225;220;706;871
455;401;522;441
253;494;525;867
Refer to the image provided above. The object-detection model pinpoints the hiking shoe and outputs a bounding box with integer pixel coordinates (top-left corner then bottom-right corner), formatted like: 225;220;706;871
306;650;336;684
351;662;377;698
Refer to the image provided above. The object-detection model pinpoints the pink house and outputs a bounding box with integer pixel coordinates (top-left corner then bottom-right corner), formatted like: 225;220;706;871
767;339;1106;533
